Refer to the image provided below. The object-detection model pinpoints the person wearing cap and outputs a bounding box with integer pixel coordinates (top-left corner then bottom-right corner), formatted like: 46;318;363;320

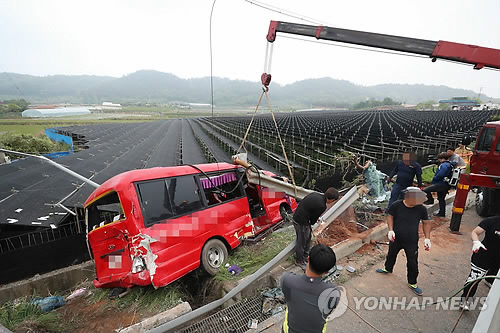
376;187;432;295
459;214;500;310
281;244;340;333
292;188;339;267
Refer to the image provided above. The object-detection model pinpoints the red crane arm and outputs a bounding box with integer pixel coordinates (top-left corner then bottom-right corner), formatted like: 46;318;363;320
262;20;500;87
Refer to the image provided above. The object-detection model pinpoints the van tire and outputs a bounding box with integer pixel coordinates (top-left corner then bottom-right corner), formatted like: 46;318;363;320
475;187;489;217
280;205;293;224
201;239;228;276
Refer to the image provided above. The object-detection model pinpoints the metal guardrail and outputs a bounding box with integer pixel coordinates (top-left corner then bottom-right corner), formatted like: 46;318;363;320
147;186;359;333
0;220;84;254
472;271;500;333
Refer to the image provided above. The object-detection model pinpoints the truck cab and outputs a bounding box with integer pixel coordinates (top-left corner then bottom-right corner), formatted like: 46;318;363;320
470;121;500;216
450;121;500;231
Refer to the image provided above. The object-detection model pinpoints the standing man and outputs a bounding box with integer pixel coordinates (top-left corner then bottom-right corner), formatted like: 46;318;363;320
387;152;423;211
281;244;340;333
293;188;339;267
447;147;467;169
423;152;453;217
455;144;472;165
376;187;432;295
459;215;500;310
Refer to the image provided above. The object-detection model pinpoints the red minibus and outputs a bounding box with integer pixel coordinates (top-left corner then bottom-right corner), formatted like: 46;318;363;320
84;162;296;288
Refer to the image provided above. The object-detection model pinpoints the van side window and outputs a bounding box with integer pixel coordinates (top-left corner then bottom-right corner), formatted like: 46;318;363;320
137;180;174;226
200;170;244;206
476;128;496;152
166;175;203;216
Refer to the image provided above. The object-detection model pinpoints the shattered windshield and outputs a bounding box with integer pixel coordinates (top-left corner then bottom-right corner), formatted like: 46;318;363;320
86;191;124;231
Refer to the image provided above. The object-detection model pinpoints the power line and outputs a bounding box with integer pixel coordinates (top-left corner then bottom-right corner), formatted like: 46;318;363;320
0;65;29;102
243;0;332;26
209;0;217;120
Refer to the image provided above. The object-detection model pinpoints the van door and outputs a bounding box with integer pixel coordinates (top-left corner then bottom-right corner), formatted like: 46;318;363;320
86;192;132;288
135;175;206;287
88;221;132;287
259;186;288;224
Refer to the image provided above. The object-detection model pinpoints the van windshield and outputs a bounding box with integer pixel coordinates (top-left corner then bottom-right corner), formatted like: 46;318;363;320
86;191;124;231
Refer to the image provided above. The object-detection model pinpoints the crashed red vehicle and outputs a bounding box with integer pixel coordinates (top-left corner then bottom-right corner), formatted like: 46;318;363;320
84;162;296;288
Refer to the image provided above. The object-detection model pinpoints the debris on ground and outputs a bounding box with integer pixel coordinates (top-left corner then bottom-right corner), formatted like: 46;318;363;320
228;265;242;276
345;266;356;273
66;288;88;301
31;296;65;312
261;288;286;316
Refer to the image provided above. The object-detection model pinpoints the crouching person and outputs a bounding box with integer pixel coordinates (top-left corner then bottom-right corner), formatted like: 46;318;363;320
281;244;340;333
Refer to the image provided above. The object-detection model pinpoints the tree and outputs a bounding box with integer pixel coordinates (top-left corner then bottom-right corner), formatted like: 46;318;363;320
0;133;54;154
416;100;436;110
7;104;21;112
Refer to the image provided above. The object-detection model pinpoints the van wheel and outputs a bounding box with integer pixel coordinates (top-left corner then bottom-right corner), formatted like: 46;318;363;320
201;239;228;276
475;187;489;217
280;205;293;224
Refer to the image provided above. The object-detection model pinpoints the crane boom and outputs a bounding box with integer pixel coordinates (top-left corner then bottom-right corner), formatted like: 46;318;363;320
262;20;500;88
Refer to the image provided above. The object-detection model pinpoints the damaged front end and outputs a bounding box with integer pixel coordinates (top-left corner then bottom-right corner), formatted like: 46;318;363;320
86;191;156;288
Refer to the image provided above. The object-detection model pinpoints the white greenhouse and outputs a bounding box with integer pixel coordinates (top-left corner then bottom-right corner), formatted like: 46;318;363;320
22;107;91;118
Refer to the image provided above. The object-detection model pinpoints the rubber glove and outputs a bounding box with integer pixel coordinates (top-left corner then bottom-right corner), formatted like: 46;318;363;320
472;240;487;253
424;238;431;251
388;230;395;242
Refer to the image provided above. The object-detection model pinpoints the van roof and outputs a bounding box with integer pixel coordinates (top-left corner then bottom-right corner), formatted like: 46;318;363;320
84;162;239;207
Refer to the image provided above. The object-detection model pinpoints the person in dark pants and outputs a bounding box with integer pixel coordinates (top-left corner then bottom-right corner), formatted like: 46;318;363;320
376;187;432;295
293;188;339;266
460;215;500;310
387;152;423;211
423;152;453;217
281;244;340;333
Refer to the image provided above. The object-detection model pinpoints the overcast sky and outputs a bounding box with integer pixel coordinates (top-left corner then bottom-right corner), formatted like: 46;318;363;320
1;0;499;98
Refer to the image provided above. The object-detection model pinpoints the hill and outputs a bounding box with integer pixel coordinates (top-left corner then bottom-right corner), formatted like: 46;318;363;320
0;70;491;107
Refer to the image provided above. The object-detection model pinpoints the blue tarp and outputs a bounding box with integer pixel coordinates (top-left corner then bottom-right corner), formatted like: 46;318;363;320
43;151;72;159
45;128;73;147
44;128;74;159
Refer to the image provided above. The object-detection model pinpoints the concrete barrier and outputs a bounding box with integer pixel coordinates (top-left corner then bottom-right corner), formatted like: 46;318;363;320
0;261;95;304
472;270;500;333
118;302;192;333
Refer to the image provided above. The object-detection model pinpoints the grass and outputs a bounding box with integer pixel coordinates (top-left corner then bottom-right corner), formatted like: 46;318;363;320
422;165;436;184
216;228;296;281
422;163;471;184
0;280;187;333
0;297;64;332
86;282;187;315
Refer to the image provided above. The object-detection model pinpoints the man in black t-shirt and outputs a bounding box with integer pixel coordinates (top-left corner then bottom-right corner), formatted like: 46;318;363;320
376;187;432;295
281;244;340;333
460;215;500;310
293;188;339;266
